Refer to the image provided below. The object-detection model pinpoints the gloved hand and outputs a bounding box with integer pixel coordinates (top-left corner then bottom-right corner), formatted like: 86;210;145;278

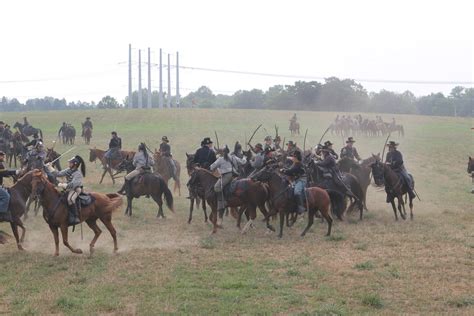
57;182;67;189
15;170;21;175
45;162;55;173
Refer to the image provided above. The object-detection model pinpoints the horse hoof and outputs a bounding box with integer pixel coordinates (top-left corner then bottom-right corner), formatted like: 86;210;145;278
17;245;24;251
54;253;59;257
267;225;275;232
74;249;83;254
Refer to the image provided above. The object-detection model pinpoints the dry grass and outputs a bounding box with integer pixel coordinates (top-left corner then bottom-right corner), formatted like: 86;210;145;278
0;109;473;314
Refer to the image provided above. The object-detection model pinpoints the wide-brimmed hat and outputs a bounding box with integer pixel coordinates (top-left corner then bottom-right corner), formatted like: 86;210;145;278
111;131;117;135
386;141;399;147
0;121;4;125
324;140;333;147
86;117;91;119
286;140;296;146
264;136;272;141
290;150;302;161
346;137;356;143
255;143;263;150
0;151;5;156
162;136;169;143
321;145;331;152
202;137;213;145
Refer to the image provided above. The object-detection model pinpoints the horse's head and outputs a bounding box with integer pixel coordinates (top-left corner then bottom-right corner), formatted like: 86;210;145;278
116;158;133;173
13;122;21;129
370;160;385;187
185;153;196;176
89;148;96;162
30;169;48;197
468;156;474;174
252;163;278;182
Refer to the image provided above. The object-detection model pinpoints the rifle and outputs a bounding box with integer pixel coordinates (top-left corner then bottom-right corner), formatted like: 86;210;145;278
214;130;220;150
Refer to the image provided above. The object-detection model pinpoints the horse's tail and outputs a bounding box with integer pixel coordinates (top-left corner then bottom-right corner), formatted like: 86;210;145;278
327;190;345;219
102;193;123;213
159;177;174;212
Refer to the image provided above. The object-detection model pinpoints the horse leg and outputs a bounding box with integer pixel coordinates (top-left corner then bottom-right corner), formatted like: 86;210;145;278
151;194;164;218
278;209;285;238
409;197;414;220
398;197;407;220
85;218;102;257
9;221;23;251
100;167;108;184
202;199;208;223
210;208;218;234
321;205;333;236
100;215;118;253
188;198;194;224
259;204;275;232
60;224;82;254
301;207;314;237
17;219;26;243
108;168;115;185
390;199;398;220
49;224;60;256
237;205;246;230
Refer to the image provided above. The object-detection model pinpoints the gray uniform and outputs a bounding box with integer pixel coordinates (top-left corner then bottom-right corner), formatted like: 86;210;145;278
125;151;155;180
250;152;264;169
211;155;246;193
54;168;83;205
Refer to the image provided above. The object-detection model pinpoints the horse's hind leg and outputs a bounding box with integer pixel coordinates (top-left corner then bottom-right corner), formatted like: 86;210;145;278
17;219;26;243
100;168;108;184
49;224;60;256
100;215;118;253
390;199;398;220
9;221;23;251
59;224;82;254
151;194;165;218
397;197;406;220
301;208;314;237
321;206;333;236
409;197;414;220
85;218;102;256
188;198;194;224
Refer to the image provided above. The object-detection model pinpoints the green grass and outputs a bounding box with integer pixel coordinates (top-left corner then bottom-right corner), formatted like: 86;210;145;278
0;109;473;314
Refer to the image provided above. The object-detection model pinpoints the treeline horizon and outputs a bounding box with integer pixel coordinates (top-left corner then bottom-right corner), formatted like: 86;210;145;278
1;77;472;117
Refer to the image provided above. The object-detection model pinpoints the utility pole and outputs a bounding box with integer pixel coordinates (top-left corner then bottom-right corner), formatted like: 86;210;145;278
128;44;132;108
167;53;171;108
159;48;164;109
176;52;180;108
147;47;152;108
138;49;142;108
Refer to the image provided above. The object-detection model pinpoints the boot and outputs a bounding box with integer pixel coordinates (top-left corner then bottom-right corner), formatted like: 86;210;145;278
117;179;129;195
296;194;306;215
68;204;80;226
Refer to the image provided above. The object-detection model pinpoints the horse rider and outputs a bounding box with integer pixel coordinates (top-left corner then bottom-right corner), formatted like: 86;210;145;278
0;151;20;222
0;121;11;154
24;141;47;170
231;142;246;175
118;143;154;196
104;131;122;162
23;117;30;128
323;140;339;159
58;122;68;138
290;113;297;123
250;143;265;170
286;141;300;156
46;155;86;225
81;117;93;137
25;132;42;148
281;150;306;215
192;137;216;170
210;145;246;213
273;135;282;151
264;136;274;152
340;137;361;161
385;141;416;199
160;136;178;181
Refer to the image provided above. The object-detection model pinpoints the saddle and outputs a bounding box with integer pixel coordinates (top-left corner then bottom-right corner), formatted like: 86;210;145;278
78;192;95;207
223;179;250;199
136;168;153;184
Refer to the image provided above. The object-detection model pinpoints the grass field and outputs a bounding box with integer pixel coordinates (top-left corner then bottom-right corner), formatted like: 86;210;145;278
0;109;473;315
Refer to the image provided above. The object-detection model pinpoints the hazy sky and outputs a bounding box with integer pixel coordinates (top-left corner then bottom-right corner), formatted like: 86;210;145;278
1;0;473;103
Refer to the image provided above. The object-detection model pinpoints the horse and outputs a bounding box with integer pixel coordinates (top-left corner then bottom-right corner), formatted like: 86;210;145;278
82;125;92;145
185;153;208;224
371;160;415;220
289;120;300;136
89;148;135;184
13;122;43;139
187;168;274;234
337;155;378;212
59;125;76;145
153;150;181;196
252;163;333;238
468;157;473;193
0;171;35;250
30;170;123;256
7;131;28;168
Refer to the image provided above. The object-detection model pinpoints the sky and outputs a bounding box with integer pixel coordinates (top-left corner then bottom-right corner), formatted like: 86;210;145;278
0;0;473;103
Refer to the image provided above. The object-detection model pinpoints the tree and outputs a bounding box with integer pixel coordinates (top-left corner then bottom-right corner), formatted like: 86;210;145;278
232;89;265;109
98;96;120;109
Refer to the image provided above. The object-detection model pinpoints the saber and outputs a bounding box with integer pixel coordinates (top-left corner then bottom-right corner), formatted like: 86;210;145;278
247;124;262;146
303;128;308;153
381;132;391;163
50;146;76;164
214;130;220;150
317;125;331;146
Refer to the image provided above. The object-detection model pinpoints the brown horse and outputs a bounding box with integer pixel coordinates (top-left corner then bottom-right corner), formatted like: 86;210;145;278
468;157;474;193
371;160;415;220
7;131;28;168
185;153;207;224
30;170;123;256
289;120;300;136
187;168;273;234
153;150;181;196
82;125;92;145
252;164;333;237
89;148;135;184
0;171;34;250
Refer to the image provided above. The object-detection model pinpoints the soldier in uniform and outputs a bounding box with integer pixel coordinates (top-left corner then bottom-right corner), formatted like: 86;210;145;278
192;137;216;170
281;150;306;214
273;135;282;151
25;132;42;148
210;145;246;213
160;136;177;181
340;137;361;161
286;141;301;156
104;131;122;162
263;136;274;152
250;143;264;171
46;155;86;225
118;143;154;196
0;151;20;222
24;141;47;169
323;141;338;159
0;121;11;155
58;122;68;140
385;141;415;199
81;117;93;137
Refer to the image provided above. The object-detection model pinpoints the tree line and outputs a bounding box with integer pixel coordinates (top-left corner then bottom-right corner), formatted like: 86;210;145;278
1;77;472;116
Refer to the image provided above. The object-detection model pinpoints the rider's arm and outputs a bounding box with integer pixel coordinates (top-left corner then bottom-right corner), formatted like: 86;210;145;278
67;171;83;190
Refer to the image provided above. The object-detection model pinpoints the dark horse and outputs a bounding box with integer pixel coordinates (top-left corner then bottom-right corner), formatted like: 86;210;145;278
0;171;34;250
185;153;208;224
89;148;135;184
13;122;43;139
116;159;174;218
371;160;415;220
252;163;333;238
187;168;274;234
30;170;123;256
59;125;76;145
469;157;474;193
82;125;92;145
7;131;28;168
